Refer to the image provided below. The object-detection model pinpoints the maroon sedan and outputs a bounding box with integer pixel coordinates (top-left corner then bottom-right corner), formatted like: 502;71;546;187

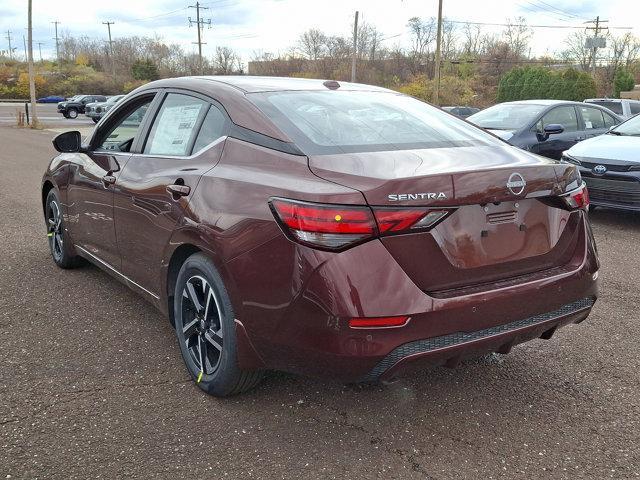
42;76;599;396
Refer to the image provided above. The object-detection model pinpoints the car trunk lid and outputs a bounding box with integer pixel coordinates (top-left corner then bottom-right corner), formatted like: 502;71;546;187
309;145;583;292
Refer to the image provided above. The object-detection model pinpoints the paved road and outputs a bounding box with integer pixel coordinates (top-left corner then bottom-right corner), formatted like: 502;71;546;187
0;126;638;479
0;103;93;128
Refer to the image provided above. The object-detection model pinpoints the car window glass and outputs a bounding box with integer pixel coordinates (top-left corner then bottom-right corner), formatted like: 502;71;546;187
586;100;623;115
539;106;578;132
603;112;618;128
192;106;227;152
252;91;502;155
580;107;605;129
144;93;208;156
96;99;152;152
630;103;640;115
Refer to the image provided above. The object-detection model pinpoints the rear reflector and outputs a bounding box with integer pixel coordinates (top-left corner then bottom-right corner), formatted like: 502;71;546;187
561;183;589;210
349;316;410;328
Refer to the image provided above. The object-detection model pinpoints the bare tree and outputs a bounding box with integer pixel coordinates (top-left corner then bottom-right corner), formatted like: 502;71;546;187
503;17;531;58
298;29;327;60
560;31;592;71
212;46;243;74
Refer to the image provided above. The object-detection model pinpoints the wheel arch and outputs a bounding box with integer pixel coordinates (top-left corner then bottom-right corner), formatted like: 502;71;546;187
41;180;55;215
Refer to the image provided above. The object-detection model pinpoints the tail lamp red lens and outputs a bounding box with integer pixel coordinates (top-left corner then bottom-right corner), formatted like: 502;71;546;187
561;183;589;210
349;315;410;328
270;198;452;251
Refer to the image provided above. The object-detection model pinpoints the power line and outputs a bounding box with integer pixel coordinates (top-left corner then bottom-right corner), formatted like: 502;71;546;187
188;2;211;74
446;19;631;30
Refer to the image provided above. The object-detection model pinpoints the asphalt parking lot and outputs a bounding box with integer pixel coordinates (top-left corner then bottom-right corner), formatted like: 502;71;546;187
0;122;638;479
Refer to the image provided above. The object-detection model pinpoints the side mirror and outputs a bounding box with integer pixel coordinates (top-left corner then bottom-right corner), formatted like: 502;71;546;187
52;131;83;153
544;124;564;135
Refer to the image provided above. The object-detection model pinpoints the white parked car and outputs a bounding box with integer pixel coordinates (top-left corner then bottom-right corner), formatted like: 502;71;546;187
584;98;640;120
562;113;640;211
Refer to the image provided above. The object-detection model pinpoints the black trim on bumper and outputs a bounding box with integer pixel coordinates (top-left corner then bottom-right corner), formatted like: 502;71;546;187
361;297;595;382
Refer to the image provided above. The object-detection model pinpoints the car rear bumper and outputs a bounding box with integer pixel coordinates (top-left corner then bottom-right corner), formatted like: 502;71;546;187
364;296;594;382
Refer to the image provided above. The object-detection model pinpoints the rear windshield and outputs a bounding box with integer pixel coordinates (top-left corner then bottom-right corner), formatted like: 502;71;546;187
585;100;623;115
249;90;501;154
467;103;546;130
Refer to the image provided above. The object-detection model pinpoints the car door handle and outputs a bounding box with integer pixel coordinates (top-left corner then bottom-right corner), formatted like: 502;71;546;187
166;184;191;197
102;174;116;187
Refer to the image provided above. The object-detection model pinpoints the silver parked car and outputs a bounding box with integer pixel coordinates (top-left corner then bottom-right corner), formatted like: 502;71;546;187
562;113;640;211
85;95;125;123
584;98;640;120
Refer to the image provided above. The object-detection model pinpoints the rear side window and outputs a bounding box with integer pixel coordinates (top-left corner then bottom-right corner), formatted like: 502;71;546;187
144;93;208;156
630;103;640;115
586;100;623;115
603;111;618;128
249;90;501;155
192;106;227;152
538;106;578;132
580;107;605;129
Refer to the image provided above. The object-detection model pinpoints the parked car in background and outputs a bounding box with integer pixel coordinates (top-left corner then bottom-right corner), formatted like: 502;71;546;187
85;95;125;123
584;98;640;120
37;95;66;103
467;99;622;159
42;76;598;396
562;113;640;211
57;94;107;119
441;106;480;118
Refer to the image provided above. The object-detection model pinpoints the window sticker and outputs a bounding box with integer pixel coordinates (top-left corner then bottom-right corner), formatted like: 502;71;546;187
149;104;203;155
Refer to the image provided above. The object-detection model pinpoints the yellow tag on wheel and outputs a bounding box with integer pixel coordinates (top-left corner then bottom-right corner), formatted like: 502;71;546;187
197;371;203;383
47;232;53;237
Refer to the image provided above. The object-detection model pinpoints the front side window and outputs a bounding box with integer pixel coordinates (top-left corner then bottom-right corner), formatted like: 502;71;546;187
144;93;208;156
95;97;152;152
250;91;501;155
537;106;578;132
580;107;605;129
630;103;640;115
603;111;618;128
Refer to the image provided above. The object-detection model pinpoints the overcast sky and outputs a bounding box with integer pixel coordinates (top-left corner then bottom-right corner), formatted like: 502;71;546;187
1;0;638;63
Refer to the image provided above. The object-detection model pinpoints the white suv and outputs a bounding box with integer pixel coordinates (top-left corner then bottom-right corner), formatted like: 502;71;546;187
584;98;640;119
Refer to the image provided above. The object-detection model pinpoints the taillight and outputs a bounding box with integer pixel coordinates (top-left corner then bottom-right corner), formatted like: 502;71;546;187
270;198;453;251
561;183;590;210
270;198;377;250
373;207;452;234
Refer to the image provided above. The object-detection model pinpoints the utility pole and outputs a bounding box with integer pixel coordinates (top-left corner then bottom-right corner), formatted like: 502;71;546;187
51;21;60;62
5;30;13;59
585;16;608;77
102;21;116;82
351;11;359;83
36;41;44;62
27;0;38;127
433;0;443;105
22;35;27;62
188;2;211;75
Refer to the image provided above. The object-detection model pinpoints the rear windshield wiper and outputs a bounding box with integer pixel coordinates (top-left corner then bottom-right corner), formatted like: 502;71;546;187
607;130;624;135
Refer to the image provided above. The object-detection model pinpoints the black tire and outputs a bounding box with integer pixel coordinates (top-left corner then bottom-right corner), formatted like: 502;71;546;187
62;112;70;119
45;189;81;269
67;108;78;119
174;253;264;396
92;117;99;124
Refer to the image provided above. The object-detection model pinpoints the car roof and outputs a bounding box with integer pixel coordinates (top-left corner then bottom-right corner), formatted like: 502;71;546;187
499;99;582;106
585;98;640;103
188;75;394;93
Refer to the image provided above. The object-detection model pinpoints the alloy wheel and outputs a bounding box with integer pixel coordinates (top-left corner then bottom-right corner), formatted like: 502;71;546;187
180;275;224;378
47;199;64;262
